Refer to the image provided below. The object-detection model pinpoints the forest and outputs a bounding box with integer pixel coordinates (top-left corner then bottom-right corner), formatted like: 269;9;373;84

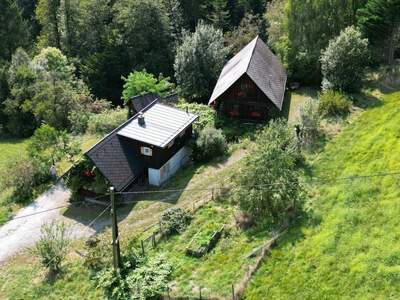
0;0;399;138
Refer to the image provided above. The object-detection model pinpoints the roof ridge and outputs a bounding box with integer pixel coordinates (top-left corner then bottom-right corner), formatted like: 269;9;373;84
245;35;259;74
86;99;159;155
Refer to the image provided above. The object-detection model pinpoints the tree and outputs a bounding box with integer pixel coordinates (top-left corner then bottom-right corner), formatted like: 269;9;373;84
285;0;367;82
265;0;288;66
357;0;400;66
3;48;37;137
34;221;70;274
115;0;174;77
28;124;79;166
121;70;174;105
26;47;92;129
320;26;369;92
224;13;263;56
0;0;30;62
36;0;80;56
234;120;302;223
162;0;185;47
174;21;227;102
206;0;230;31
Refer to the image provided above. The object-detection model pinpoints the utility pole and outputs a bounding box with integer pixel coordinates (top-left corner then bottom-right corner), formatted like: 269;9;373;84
110;186;121;271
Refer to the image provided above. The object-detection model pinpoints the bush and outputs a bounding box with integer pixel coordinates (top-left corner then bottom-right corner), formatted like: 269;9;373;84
95;254;172;300
194;127;227;161
33;221;70;274
298;98;321;146
318;90;352;117
87;107;127;135
160;208;192;236
1;157;50;202
176;101;216;132
320;26;369;92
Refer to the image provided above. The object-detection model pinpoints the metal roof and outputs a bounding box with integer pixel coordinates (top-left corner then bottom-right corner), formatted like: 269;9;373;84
209;36;287;110
117;103;198;148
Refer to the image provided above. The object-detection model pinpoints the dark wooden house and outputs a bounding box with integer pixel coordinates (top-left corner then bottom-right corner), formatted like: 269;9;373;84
209;36;287;121
86;99;198;190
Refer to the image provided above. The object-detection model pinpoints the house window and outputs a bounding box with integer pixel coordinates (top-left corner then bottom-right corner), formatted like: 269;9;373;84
140;146;153;156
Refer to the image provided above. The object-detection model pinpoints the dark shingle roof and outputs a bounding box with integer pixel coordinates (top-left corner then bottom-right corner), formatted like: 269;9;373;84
130;93;160;113
209;36;287;110
85;101;159;191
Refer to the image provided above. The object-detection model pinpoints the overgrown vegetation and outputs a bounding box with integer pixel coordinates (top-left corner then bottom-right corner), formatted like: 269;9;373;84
193;127;227;162
160;208;192;236
33;221;71;274
318;90;352;117
234;119;303;225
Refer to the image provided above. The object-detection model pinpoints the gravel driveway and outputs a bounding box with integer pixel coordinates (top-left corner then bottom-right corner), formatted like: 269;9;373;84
0;183;110;263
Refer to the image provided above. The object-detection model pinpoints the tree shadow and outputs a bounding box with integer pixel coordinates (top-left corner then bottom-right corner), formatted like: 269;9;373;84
351;92;383;109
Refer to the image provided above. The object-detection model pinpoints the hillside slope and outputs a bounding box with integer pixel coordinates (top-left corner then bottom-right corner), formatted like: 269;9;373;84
245;91;400;299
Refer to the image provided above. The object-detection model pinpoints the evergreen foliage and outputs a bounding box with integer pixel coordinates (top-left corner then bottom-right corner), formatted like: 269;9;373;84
320;26;369;92
357;0;400;66
174;21;226;102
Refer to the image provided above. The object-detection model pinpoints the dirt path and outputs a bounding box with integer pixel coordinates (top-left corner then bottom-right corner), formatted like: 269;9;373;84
0;183;110;263
0;148;247;263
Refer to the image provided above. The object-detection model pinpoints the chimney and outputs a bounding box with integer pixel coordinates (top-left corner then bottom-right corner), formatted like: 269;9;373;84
138;112;145;126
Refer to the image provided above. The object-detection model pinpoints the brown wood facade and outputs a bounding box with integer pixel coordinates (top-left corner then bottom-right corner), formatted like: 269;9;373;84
214;74;280;121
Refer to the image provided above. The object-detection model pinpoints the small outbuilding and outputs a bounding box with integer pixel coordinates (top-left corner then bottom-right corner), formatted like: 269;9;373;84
86;99;198;191
209;36;287;121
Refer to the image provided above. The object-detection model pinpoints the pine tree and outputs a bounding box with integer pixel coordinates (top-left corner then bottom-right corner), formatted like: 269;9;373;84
358;0;400;66
162;0;185;47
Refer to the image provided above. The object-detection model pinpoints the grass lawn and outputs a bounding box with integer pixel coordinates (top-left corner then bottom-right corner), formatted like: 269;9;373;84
245;91;400;299
0;134;100;225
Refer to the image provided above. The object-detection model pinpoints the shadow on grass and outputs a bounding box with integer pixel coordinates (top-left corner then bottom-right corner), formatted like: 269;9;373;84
352;92;383;109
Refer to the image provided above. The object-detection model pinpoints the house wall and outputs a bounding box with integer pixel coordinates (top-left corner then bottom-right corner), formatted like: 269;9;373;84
215;74;280;120
148;146;190;186
123;124;193;169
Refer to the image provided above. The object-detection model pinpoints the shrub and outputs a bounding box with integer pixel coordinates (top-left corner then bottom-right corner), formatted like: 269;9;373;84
87;107;127;135
33;221;70;274
318;90;352;117
176;101;216;132
160;208;192;236
194;127;227;161
1;157;50;202
298;98;321;146
320;26;369;92
95;254;172;300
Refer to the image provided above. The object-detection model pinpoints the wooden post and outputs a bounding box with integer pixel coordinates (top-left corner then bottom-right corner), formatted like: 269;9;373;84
141;240;145;256
211;188;214;200
232;284;235;300
110;187;121;271
199;286;202;300
152;233;156;248
167;286;170;300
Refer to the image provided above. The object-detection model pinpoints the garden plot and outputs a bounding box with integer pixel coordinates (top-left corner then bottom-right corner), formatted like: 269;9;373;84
147;202;268;299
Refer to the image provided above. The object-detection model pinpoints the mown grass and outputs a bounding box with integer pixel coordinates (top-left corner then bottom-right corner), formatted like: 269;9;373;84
245;91;400;299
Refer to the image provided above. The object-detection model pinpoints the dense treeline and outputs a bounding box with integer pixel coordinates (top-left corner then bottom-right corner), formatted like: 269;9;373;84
0;0;399;137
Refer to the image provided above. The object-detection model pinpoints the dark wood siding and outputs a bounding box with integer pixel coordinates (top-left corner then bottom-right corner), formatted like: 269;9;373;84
215;74;280;121
122;125;193;170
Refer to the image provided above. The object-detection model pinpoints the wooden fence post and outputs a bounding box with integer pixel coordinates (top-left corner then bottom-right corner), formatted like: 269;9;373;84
141;240;145;255
199;286;202;300
232;284;235;300
152;233;156;248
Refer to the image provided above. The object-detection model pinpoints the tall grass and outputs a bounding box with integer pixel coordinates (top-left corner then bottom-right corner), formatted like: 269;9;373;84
245;92;400;299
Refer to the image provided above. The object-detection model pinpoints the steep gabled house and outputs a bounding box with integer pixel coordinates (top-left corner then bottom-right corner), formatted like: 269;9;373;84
86;99;198;191
209;36;287;121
